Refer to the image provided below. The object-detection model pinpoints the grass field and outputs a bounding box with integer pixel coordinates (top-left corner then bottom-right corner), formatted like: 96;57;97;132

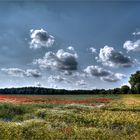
0;94;140;140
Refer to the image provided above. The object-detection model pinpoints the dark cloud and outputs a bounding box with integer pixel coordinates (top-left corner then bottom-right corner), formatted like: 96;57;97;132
1;68;41;78
98;46;133;67
34;49;78;71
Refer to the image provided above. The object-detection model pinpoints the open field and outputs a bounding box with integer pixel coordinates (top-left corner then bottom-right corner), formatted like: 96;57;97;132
0;94;140;140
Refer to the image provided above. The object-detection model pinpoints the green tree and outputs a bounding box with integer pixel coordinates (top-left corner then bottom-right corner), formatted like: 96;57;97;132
129;71;140;94
120;85;130;94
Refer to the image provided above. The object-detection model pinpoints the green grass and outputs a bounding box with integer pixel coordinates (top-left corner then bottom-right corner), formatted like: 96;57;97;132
0;94;140;140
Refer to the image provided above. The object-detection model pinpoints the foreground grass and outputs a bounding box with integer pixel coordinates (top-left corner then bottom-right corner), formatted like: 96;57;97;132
0;94;140;140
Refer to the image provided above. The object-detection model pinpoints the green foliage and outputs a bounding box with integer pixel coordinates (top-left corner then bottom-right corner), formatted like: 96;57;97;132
120;85;130;94
129;71;140;93
0;103;35;121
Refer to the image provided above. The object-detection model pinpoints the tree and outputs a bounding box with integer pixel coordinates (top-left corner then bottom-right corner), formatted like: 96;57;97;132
129;71;140;94
120;85;130;94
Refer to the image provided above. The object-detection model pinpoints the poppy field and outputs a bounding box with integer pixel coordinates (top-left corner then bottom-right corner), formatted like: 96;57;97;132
0;94;140;140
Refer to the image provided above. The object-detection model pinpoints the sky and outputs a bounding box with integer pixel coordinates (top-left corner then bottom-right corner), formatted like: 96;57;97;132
0;0;140;89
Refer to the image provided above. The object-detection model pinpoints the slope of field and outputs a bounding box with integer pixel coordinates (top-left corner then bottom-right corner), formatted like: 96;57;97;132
0;94;139;140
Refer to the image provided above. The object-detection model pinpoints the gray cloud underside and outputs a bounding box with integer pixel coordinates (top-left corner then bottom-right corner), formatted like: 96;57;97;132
1;68;41;78
101;73;126;82
98;46;133;67
84;65;111;77
30;29;55;49
34;49;78;71
84;65;126;82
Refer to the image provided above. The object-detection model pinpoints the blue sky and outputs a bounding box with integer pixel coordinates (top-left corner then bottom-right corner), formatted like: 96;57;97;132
0;1;140;89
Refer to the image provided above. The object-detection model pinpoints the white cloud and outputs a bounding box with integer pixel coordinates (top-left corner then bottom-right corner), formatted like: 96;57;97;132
48;75;65;82
1;68;41;78
76;79;86;86
67;46;75;51
84;65;111;77
89;47;96;53
123;40;140;52
63;70;73;75
25;69;42;77
84;65;126;82
132;31;140;36
101;73;126;82
98;45;133;67
72;71;87;78
35;82;42;87
30;29;55;49
34;49;78;71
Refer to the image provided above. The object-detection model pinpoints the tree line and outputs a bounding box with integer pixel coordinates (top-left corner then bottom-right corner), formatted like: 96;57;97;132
0;87;123;95
0;70;140;95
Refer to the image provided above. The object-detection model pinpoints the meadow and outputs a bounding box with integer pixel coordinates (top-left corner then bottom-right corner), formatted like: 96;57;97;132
0;94;140;140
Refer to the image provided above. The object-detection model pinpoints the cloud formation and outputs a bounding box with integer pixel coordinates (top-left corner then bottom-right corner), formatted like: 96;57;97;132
34;49;78;71
123;40;140;52
89;47;97;53
48;75;65;82
132;31;140;36
101;73;126;82
30;29;55;49
1;68;41;78
67;46;75;51
76;79;86;86
84;65;111;77
84;65;125;82
98;46;133;67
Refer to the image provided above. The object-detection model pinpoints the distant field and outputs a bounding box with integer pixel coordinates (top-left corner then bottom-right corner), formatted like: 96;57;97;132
0;94;140;140
0;94;116;104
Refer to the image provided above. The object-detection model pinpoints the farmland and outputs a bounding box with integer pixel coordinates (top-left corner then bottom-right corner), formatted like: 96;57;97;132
0;94;140;140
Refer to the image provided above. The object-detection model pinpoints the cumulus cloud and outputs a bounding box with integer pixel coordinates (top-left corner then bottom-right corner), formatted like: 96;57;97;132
30;29;55;49
34;49;78;71
84;65;111;77
84;65;126;82
98;46;133;67
1;68;41;78
101;73;126;82
123;40;140;52
89;47;96;53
